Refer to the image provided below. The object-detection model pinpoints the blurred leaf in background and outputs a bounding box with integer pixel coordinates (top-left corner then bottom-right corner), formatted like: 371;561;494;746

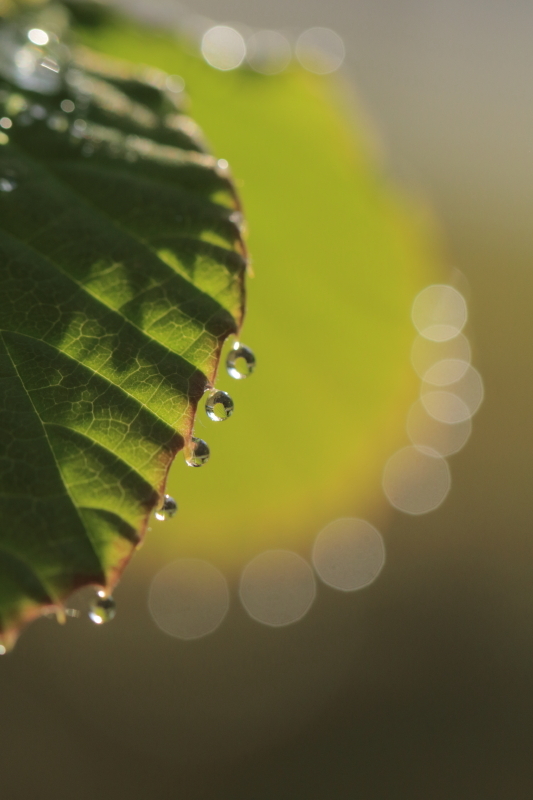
76;10;444;571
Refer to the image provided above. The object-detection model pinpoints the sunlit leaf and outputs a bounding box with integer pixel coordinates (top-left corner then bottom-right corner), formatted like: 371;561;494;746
0;3;246;644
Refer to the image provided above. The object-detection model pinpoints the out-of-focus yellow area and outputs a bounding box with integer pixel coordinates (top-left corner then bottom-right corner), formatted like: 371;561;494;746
81;21;444;569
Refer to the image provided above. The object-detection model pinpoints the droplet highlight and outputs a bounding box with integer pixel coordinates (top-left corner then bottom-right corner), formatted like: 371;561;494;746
88;594;116;624
154;494;178;521
226;343;256;379
185;437;210;467
205;389;234;421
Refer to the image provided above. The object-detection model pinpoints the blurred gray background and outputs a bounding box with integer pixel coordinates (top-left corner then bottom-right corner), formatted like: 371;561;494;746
1;1;533;798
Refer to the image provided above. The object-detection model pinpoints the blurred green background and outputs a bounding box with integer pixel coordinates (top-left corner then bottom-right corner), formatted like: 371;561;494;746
1;1;533;798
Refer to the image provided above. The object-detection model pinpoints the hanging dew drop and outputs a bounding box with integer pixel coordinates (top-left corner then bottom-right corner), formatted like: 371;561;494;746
186;437;210;467
226;343;256;379
205;389;234;421
88;594;116;624
154;494;178;521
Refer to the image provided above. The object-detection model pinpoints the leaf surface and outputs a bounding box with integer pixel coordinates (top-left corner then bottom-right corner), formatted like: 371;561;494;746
0;6;246;644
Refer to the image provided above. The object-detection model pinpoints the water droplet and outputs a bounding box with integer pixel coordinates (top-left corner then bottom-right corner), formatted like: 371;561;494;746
88;594;116;624
155;494;178;521
217;158;229;170
0;645;6;655
60;98;75;113
0;178;16;192
186;437;210;467
205;389;234;421
0;117;12;130
226;343;256;379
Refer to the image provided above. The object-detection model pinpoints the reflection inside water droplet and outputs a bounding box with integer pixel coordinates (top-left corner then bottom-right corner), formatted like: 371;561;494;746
205;389;234;421
226;343;256;379
88;594;116;624
154;494;178;521
185;437;210;467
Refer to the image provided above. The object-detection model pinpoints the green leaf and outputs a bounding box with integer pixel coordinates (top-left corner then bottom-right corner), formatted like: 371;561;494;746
0;7;246;644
